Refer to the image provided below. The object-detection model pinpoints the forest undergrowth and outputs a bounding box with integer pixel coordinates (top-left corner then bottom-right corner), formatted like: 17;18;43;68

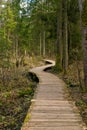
62;61;87;126
0;56;44;130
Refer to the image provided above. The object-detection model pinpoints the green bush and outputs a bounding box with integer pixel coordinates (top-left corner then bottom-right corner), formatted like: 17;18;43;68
75;100;84;106
0;101;3;107
18;87;33;98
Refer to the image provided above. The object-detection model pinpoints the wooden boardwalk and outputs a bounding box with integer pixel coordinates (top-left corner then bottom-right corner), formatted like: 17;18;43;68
21;60;87;130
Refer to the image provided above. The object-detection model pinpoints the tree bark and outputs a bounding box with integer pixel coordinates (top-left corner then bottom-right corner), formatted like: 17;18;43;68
82;27;87;90
43;31;46;57
56;0;63;70
78;0;87;90
40;33;42;56
62;0;68;74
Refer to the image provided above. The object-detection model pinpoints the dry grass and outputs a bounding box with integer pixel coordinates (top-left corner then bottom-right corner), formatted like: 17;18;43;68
59;61;87;126
0;56;44;129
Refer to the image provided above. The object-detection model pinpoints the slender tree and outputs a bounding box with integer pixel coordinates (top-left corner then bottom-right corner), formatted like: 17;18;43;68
62;0;68;73
56;0;63;71
78;0;87;91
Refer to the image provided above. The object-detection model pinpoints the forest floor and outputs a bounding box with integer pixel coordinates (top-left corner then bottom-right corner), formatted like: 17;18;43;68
47;61;87;126
1;57;87;129
0;56;44;130
61;62;87;126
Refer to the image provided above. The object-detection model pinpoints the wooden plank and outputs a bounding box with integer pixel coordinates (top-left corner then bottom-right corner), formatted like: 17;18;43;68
21;60;86;130
22;126;83;130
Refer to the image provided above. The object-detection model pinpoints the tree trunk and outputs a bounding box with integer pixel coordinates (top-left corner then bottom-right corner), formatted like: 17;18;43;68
56;0;63;71
62;0;68;74
24;49;27;56
43;31;46;57
78;0;87;90
82;27;87;90
15;35;19;62
40;33;42;56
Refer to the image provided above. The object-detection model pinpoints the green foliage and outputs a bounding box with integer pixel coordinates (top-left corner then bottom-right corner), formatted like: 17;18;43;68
68;0;80;24
70;23;81;48
3;92;11;98
18;87;34;98
68;0;82;64
82;0;87;26
55;55;62;72
51;66;62;74
0;0;17;69
0;100;3;107
0;116;5;122
76;100;84;106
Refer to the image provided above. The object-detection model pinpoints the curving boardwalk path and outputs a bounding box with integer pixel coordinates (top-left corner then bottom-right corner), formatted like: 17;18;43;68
21;60;86;130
